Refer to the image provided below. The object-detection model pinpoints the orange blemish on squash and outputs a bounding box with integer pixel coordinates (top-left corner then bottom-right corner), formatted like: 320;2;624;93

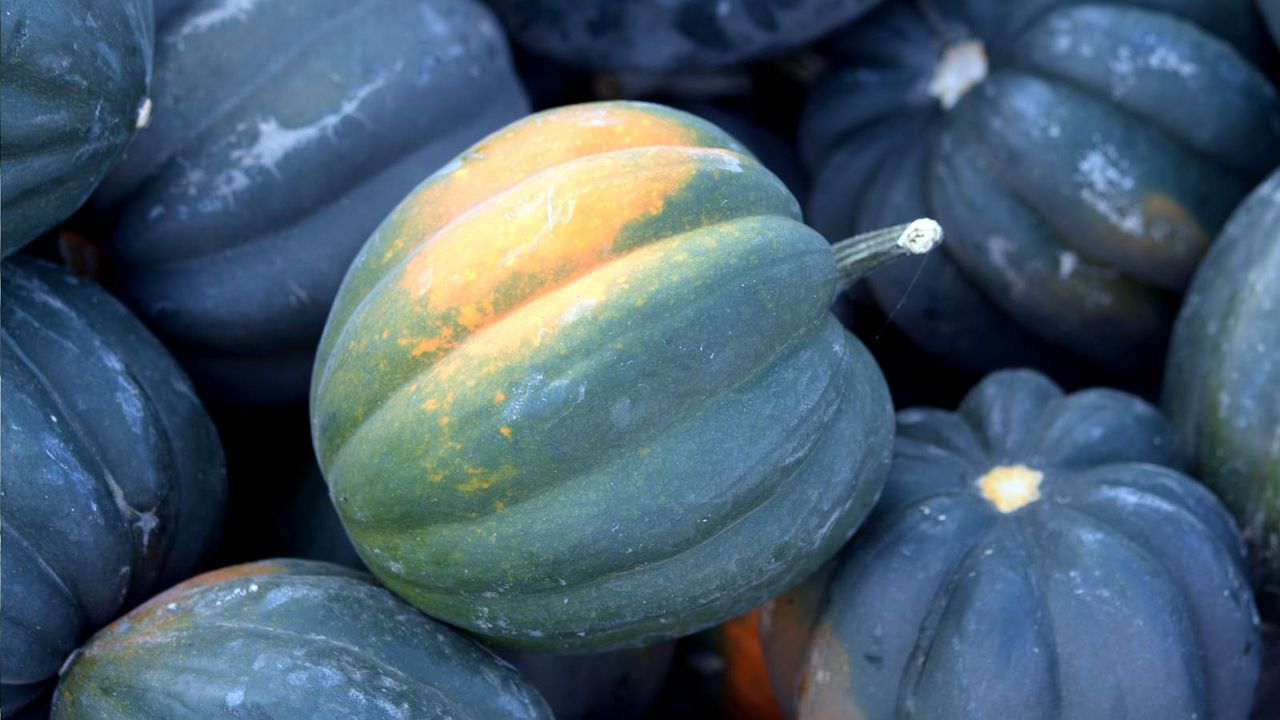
439;416;450;426
390;143;728;372
409;331;457;357
413;237;679;368
88;561;288;655
499;426;512;439
721;609;786;720
456;464;518;493
1140;193;1210;266
797;621;857;719
422;398;440;410
494;391;506;403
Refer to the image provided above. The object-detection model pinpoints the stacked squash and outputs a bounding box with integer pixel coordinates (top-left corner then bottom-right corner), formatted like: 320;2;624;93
1;0;1277;717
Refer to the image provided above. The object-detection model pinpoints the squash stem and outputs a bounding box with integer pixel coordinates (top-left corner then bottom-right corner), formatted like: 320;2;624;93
832;218;943;290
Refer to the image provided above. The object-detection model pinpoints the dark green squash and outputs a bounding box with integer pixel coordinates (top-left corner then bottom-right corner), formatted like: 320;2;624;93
0;258;225;715
763;369;1259;719
803;0;1280;379
93;0;529;405
311;102;940;652
1264;0;1280;44
1163;168;1280;606
0;0;153;256
51;560;553;719
492;0;882;72
497;643;675;720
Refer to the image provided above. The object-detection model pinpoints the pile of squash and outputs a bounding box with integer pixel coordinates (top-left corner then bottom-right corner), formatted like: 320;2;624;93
2;1;1277;718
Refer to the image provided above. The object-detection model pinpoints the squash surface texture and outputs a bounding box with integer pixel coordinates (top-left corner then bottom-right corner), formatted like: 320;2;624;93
0;0;153;256
763;369;1260;719
311;101;897;652
493;0;883;73
95;0;529;405
804;0;1280;377
1164;169;1280;599
51;560;553;719
0;258;225;715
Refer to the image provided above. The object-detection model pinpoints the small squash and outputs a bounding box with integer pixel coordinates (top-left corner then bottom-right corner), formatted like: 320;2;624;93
0;0;152;256
492;0;883;73
1163;168;1280;605
311;101;939;651
764;369;1259;719
803;0;1280;378
94;0;529;405
51;560;553;719
0;258;225;715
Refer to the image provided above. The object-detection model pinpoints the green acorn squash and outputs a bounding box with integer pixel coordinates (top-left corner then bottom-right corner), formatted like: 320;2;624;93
93;0;529;405
0;0;153;256
311;101;940;652
803;0;1280;379
52;560;553;718
1164;168;1280;607
492;0;883;73
0;258;225;715
763;369;1259;719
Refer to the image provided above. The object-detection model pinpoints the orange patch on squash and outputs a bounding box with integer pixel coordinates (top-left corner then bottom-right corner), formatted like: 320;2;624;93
721;609;786;720
395;147;712;361
87;561;287;655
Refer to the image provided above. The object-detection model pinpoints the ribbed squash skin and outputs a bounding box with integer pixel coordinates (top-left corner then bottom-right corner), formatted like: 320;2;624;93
493;0;883;72
1164;169;1280;600
94;0;529;405
763;370;1259;720
51;560;553;719
0;0;152;256
311;101;894;652
804;0;1280;378
0;258;225;715
498;642;675;720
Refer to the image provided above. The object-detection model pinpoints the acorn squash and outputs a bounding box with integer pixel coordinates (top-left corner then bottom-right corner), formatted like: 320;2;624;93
0;0;153;256
492;0;883;73
0;258;225;715
311;101;939;651
763;369;1259;719
1163;168;1280;607
52;560;553;718
94;0;529;405
804;0;1280;378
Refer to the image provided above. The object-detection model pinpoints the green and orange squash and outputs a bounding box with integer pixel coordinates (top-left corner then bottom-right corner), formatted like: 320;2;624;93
311;101;938;651
1;258;225;715
52;560;553;718
93;0;529;405
803;0;1280;380
1163;168;1280;609
0;0;153;256
763;369;1259;719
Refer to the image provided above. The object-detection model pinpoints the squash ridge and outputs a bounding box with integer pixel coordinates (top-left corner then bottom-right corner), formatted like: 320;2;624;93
319;211;816;471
